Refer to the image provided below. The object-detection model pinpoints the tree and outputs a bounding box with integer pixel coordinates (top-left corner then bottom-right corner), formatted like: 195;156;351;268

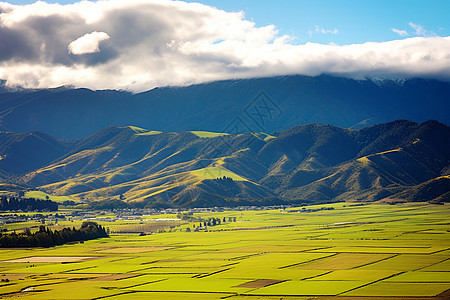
0;221;109;248
0;196;57;212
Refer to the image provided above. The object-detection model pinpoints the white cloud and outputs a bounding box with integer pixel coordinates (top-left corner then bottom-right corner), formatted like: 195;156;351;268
68;31;110;55
308;25;339;37
408;22;436;37
391;28;409;37
391;23;436;38
0;1;449;92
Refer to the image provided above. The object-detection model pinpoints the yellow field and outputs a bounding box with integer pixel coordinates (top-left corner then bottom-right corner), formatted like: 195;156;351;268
0;202;449;299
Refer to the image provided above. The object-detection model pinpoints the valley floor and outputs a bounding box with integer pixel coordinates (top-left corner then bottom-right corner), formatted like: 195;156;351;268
0;202;449;299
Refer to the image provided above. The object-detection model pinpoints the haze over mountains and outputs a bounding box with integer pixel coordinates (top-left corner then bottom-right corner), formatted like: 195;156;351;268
0;120;448;207
1;75;450;139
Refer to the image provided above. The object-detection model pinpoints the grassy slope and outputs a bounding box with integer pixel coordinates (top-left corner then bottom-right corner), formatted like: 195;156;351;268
19;127;271;206
190;167;248;181
3;120;448;207
190;131;230;138
37;156;256;205
24;191;75;203
126;125;162;136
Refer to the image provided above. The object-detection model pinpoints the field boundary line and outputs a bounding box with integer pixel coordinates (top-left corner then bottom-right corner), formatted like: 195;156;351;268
92;291;137;300
217;224;295;231
123;266;161;274
194;267;234;278
228;253;265;261
297;246;335;252
62;266;97;273
111;290;238;295
0;278;73;298
413;257;450;272
349;253;398;269
300;270;333;281
335;271;406;296
111;278;168;290
428;247;450;255
278;253;338;269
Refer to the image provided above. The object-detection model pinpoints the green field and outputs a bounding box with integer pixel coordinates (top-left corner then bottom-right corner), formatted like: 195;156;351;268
24;191;75;203
0;203;449;299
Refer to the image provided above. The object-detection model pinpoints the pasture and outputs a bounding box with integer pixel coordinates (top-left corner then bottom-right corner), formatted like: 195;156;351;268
0;202;449;299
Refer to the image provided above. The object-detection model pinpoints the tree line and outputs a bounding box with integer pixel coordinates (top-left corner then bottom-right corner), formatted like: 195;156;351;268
185;216;237;231
0;196;58;212
199;216;237;227
0;221;108;248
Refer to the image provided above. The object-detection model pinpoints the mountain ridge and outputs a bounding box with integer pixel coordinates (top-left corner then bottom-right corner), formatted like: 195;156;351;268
1;75;449;139
0;120;448;207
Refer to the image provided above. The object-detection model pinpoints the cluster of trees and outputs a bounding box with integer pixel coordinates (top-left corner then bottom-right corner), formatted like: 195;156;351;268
177;211;197;221
214;176;234;182
176;211;238;227
0;221;108;248
199;216;237;228
185;216;238;232
0;196;58;212
288;207;335;213
61;200;77;206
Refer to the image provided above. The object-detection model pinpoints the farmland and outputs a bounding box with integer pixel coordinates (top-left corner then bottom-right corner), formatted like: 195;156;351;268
0;202;449;299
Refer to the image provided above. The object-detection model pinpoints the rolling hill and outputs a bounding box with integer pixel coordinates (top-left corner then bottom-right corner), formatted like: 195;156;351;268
0;120;448;207
1;75;450;139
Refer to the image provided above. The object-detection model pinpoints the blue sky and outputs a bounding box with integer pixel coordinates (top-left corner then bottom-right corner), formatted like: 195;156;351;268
12;0;450;44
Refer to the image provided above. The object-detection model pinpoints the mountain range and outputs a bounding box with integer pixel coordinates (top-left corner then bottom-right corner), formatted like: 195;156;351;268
1;75;450;139
0;120;448;207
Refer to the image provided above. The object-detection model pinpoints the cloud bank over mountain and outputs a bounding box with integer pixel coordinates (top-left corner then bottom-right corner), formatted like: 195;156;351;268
1;0;449;92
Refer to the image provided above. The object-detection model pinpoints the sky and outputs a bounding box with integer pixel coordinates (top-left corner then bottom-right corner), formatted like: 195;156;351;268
188;0;450;44
1;0;450;91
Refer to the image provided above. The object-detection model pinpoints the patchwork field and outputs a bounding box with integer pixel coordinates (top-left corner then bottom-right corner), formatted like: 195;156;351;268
0;202;449;299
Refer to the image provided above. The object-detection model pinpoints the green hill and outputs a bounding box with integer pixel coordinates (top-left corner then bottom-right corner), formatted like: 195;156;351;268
0;120;448;207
